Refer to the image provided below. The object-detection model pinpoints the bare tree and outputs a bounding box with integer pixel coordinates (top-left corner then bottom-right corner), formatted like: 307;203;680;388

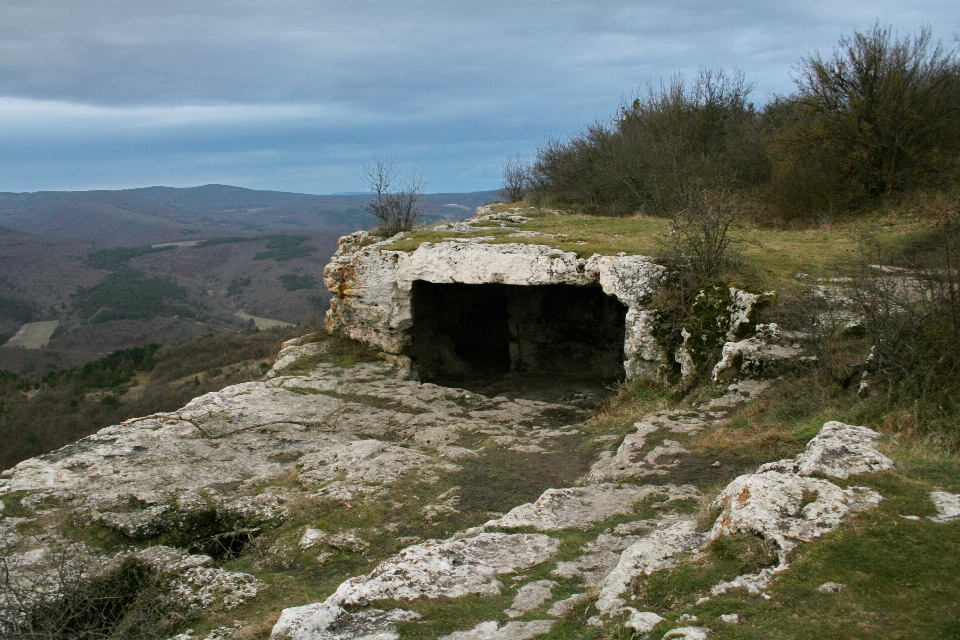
658;187;744;283
362;158;427;235
500;155;531;203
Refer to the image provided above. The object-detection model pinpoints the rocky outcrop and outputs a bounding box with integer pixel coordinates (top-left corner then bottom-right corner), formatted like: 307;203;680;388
711;323;805;382
323;230;668;380
272;533;561;640
1;325;901;640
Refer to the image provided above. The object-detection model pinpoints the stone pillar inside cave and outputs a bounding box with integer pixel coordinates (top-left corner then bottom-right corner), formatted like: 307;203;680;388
406;281;628;383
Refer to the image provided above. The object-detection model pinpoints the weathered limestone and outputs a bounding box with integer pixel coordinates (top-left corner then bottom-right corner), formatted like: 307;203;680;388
711;323;805;382
624;610;665;633
595;519;704;615
505;580;556;617
546;593;588;617
587;381;769;483
708;472;882;555
758;420;894;479
137;546;261;610
438;620;556;640
271;532;561;639
929;491;960;522
705;421;888;597
323;231;667;380
0;320;906;639
662;627;711;639
485;483;697;531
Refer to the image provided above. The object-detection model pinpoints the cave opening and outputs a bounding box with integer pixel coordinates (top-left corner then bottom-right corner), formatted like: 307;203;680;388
406;281;627;399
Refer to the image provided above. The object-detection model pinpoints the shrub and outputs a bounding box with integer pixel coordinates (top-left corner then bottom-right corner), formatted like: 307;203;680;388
84;245;175;270
530;68;768;216
277;273;318;291
362;158;428;234
845;203;960;445
767;24;960;220
0;539;186;639
499;155;532;203
0;296;37;323
652;188;750;380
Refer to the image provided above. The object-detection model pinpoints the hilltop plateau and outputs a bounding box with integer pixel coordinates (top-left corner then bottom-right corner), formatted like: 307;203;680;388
2;23;959;640
1;201;957;640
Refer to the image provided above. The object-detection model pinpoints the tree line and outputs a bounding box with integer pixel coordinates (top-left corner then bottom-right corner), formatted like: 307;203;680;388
504;24;960;224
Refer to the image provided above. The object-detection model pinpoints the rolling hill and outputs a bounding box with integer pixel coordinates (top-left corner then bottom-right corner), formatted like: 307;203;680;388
0;185;497;374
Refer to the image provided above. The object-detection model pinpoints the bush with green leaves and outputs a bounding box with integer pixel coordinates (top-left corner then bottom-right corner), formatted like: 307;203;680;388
277;273;318;291
0;295;37;322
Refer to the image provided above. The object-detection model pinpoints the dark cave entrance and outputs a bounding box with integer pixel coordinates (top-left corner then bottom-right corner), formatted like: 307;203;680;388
406;281;628;398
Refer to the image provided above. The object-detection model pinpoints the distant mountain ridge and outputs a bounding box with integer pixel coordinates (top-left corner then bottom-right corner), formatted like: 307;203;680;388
0;184;498;247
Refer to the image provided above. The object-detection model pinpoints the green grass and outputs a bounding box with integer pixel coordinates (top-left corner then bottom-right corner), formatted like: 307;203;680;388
380;203;930;287
664;470;960;640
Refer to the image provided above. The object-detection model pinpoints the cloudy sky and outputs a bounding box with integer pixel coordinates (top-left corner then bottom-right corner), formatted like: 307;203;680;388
2;1;958;194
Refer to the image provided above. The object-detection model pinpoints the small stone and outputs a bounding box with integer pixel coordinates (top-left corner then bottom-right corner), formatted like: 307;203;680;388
720;613;739;624
929;491;960;523
712;461;721;467
298;527;326;550
586;616;604;627
678;614;698;622
696;597;710;605
327;530;369;553
662;627;711;640
817;582;846;593
623;609;664;633
900;515;921;521
504;580;556;617
546;593;587;617
440;620;555;640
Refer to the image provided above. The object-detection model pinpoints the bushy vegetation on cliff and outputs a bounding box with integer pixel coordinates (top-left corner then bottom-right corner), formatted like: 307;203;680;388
519;25;960;224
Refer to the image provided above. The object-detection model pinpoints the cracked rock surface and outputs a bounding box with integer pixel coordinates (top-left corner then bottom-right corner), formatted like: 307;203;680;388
0;332;903;640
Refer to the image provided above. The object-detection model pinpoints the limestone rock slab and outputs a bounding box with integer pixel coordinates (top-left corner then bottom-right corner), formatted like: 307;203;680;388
323;231;667;380
759;421;893;479
929;491;960;522
505;580;556;617
595;519;704;614
439;620;555;640
486;484;694;531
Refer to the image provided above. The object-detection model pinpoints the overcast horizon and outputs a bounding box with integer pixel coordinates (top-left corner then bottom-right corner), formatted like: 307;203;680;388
2;1;958;195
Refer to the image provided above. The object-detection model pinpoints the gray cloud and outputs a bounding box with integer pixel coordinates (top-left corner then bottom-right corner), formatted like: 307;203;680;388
1;1;957;192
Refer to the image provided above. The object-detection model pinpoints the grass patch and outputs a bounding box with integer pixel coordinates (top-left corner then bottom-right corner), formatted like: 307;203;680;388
632;535;778;615
453;444;595;516
670;467;960;640
690;374;864;466
380;205;928;290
